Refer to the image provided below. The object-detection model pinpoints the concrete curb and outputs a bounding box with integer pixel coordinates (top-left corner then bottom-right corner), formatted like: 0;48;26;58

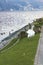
34;26;43;65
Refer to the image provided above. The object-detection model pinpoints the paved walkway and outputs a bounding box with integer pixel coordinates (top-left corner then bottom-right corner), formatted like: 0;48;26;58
34;26;43;65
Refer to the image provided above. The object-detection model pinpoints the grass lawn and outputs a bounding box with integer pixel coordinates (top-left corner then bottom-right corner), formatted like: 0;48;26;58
0;34;40;65
0;38;17;52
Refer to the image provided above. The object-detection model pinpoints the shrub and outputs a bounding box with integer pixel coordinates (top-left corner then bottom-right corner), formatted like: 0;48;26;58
33;18;43;34
34;18;43;26
33;26;41;34
18;31;28;39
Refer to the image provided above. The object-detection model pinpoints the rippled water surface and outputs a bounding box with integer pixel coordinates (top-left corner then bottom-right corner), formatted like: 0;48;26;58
0;11;43;42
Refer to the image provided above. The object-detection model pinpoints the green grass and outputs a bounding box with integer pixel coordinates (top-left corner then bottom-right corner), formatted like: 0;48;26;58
0;38;17;52
0;34;40;65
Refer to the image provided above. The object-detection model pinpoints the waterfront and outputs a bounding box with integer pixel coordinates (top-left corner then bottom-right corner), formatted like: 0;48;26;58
0;11;43;42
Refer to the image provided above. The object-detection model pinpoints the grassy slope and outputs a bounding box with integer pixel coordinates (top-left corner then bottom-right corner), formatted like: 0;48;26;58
0;38;17;51
0;34;40;65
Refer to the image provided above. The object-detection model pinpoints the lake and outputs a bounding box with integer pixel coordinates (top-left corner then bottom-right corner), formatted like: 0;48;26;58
0;11;43;42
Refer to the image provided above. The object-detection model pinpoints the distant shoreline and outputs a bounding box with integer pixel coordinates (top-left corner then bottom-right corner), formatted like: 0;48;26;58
0;10;43;12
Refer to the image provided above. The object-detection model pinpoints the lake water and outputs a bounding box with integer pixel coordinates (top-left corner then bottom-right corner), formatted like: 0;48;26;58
0;11;43;42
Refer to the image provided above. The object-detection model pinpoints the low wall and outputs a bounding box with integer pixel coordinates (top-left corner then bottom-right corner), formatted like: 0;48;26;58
0;24;29;49
1;24;29;42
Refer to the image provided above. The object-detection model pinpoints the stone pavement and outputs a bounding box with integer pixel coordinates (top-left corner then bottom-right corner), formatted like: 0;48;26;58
34;26;43;65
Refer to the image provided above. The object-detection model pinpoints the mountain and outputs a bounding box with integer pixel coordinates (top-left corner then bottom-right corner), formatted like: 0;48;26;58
0;0;43;11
